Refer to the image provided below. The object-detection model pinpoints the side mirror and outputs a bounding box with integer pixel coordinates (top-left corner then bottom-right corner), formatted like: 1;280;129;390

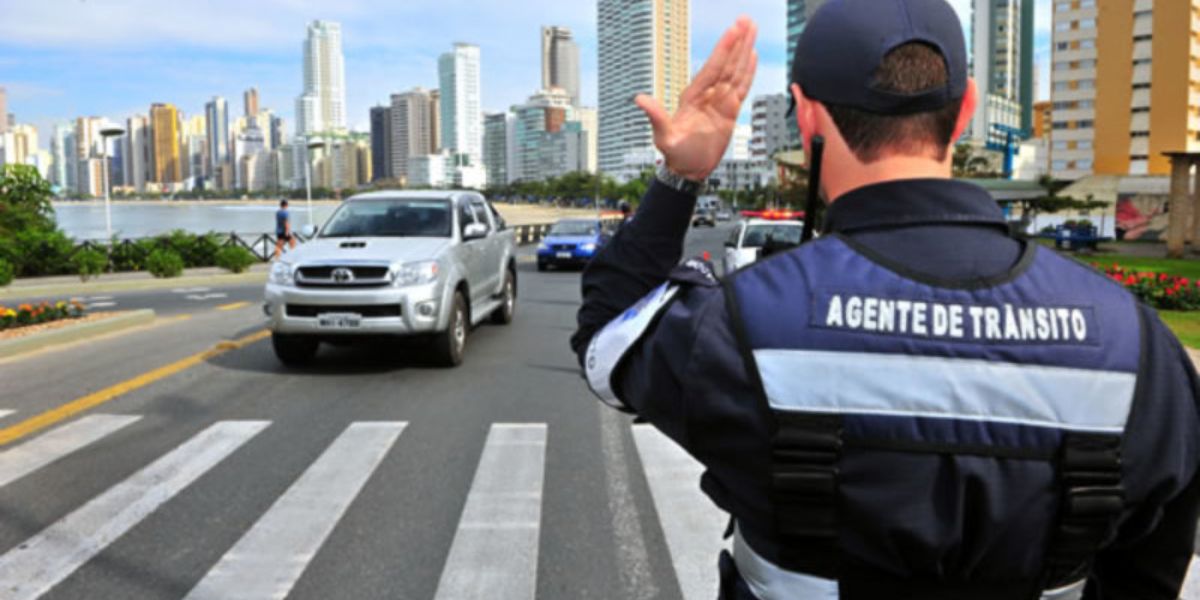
300;224;318;238
463;223;488;241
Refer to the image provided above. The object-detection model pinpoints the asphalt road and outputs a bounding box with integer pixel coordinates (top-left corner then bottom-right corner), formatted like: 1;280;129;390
0;223;735;600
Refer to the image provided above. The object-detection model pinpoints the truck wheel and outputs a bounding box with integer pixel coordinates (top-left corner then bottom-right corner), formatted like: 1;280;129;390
432;292;467;367
491;270;516;325
272;333;319;366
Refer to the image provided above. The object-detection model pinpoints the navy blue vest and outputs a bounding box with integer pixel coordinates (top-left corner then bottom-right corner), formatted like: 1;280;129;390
726;235;1141;594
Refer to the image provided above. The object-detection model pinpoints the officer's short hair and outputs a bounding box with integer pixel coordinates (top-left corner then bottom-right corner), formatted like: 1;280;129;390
824;42;961;164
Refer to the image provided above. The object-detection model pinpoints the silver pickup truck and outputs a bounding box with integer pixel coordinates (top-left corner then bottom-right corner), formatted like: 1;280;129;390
263;190;517;367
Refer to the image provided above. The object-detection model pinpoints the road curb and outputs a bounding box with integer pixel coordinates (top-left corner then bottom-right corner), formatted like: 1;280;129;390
0;272;266;300
0;310;157;360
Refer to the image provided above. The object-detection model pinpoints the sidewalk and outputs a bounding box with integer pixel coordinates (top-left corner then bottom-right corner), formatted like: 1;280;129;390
0;264;268;300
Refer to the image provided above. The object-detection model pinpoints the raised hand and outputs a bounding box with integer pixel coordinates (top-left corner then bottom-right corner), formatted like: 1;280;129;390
635;16;758;182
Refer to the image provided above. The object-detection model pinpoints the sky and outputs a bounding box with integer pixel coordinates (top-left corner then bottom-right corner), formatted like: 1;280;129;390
0;0;1052;147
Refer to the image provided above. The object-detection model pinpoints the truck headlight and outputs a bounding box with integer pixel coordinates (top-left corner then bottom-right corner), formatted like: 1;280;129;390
270;262;294;285
394;261;439;287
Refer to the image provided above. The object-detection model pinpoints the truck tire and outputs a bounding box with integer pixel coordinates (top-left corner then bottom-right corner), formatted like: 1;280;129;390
272;333;319;366
432;291;467;367
491;270;516;325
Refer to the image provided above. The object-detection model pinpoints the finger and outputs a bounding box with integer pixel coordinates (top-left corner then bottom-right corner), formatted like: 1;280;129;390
736;50;759;101
685;20;744;99
734;20;758;85
718;17;755;85
635;94;672;136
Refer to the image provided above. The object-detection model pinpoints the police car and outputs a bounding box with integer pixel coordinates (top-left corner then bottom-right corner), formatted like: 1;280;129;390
722;210;807;274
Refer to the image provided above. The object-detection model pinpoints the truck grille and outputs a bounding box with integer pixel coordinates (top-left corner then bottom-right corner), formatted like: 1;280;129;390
286;304;402;318
296;265;391;288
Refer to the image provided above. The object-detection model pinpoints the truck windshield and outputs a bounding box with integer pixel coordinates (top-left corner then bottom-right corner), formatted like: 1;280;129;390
549;221;598;236
321;199;452;238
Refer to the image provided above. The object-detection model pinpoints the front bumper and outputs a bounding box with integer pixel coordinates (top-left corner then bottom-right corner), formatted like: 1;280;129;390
263;282;444;336
537;247;597;264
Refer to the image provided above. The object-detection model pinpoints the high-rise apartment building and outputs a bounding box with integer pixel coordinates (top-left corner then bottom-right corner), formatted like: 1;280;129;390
970;0;1035;143
1033;100;1052;140
542;26;582;106
439;43;483;165
598;0;690;178
0;87;7;135
575;106;598;174
50;125;73;190
391;88;437;181
205;97;229;184
513;88;573;182
430;89;442;153
295;20;347;135
1049;0;1200;179
245;87;259;120
124;115;151;193
787;0;827;81
150;103;182;183
483;112;514;187
750;94;792;160
370;105;393;182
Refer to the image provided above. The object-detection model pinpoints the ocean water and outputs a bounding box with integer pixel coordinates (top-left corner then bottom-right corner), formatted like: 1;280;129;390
52;202;342;241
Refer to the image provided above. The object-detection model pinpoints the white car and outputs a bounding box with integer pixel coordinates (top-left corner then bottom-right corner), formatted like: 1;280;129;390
722;218;806;274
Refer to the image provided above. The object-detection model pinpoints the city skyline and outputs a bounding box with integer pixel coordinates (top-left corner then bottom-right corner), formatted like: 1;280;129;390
0;0;1048;147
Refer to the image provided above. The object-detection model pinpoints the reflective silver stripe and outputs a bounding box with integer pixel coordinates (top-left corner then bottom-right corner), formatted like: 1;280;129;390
754;349;1136;433
734;527;1086;600
733;526;840;599
585;284;680;408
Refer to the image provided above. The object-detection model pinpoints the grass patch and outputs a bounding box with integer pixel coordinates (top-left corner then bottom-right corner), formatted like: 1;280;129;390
1158;311;1200;349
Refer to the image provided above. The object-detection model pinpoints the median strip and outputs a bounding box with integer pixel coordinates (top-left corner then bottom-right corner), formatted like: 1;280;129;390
0;329;270;447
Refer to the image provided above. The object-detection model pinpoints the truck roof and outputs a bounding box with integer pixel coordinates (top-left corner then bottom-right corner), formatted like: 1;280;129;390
344;190;478;202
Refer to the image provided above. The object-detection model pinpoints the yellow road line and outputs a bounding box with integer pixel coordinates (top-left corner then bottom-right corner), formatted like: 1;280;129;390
0;329;270;447
216;302;251;311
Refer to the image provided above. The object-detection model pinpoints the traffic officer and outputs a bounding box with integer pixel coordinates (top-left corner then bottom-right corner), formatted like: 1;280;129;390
571;1;1200;598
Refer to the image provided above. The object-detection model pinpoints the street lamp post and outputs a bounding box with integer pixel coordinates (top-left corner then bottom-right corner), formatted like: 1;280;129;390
99;127;126;256
304;140;324;228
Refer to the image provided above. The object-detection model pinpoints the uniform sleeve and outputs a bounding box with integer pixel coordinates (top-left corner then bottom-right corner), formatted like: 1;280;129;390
1085;305;1200;599
571;180;698;365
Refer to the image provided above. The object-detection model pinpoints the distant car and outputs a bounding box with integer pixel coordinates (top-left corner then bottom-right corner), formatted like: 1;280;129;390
723;216;806;274
715;209;733;221
537;218;611;271
692;209;717;228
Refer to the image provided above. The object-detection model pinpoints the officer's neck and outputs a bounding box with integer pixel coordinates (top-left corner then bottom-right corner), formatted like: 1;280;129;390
823;145;953;204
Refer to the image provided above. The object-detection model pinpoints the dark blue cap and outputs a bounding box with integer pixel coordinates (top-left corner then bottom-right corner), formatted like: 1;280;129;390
792;0;967;115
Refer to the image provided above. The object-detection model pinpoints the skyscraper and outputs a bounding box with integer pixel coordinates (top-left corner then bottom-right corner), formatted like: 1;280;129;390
150;103;182;184
439;43;483;164
971;0;1035;140
295;20;347;136
429;89;442;152
244;87;260;119
0;87;7;135
542;26;581;106
50;124;72;190
205;97;229;184
370;105;393;182
124;115;151;193
597;0;689;177
483;112;513;187
391;88;437;181
1047;0;1200;179
786;1;827;95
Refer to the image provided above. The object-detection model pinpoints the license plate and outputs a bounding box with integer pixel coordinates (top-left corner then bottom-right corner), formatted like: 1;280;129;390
318;313;362;328
556;251;572;259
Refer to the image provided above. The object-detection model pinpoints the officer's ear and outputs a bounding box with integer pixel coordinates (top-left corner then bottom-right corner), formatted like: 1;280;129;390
791;83;820;167
951;77;979;144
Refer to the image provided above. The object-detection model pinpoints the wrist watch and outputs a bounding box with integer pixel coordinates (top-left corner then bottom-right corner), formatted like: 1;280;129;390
656;165;704;196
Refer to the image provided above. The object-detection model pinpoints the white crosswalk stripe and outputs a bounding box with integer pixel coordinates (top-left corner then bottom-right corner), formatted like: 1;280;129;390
0;411;15;423
433;423;547;600
0;415;140;489
0;420;269;600
632;425;729;600
184;422;405;600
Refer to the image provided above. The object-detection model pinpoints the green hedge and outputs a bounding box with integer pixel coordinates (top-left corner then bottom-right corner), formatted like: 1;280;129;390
147;249;185;278
6;229;267;279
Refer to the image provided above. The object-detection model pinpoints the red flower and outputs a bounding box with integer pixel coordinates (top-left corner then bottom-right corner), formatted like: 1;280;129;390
1160;273;1170;282
1183;278;1191;287
1125;275;1138;286
1167;288;1176;296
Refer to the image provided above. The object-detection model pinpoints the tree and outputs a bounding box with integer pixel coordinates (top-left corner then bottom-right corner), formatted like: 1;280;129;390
1011;175;1108;232
0;164;56;237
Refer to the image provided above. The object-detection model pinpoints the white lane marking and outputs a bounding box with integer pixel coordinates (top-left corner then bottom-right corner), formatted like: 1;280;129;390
185;422;405;600
185;293;228;301
0;411;14;423
87;302;117;309
0;420;270;600
433;424;547;600
0;414;141;489
599;408;658;600
86;296;114;302
172;287;211;294
1182;556;1200;599
631;425;729;600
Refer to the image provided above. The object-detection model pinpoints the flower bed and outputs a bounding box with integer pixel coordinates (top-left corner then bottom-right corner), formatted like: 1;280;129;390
1099;264;1200;311
0;301;86;331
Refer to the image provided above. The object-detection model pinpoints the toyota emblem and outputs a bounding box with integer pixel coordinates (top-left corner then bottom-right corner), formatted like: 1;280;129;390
332;268;355;283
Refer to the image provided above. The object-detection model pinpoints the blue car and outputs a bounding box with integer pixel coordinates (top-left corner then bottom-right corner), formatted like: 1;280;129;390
537;218;612;271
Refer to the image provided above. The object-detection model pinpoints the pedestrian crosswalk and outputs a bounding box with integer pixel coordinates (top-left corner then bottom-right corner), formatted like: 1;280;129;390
0;413;1195;600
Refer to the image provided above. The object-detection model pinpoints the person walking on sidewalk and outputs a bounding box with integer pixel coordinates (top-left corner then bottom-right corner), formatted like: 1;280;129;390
273;200;296;260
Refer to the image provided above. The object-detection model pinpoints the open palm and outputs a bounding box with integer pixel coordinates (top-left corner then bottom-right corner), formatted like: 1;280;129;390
636;17;759;182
